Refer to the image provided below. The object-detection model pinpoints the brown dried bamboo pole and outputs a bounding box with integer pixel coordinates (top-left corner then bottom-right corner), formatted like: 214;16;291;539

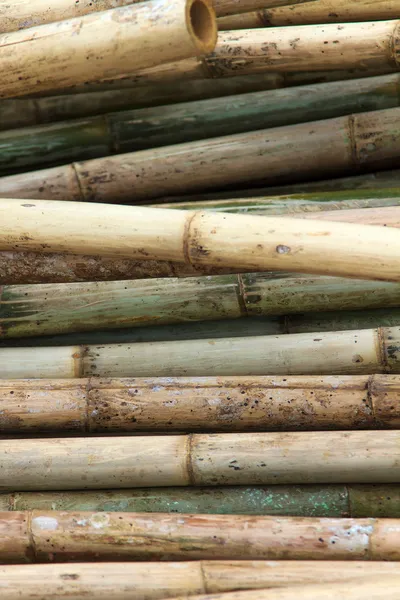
1;200;400;282
0;563;398;600
1;512;400;562
1;326;400;378
2;106;400;204
1;431;400;489
0;375;397;433
0;0;216;99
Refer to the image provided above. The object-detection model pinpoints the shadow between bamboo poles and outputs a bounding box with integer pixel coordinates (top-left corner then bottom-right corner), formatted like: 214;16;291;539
1;201;400;282
2;73;400;174
4;269;400;338
218;0;400;29
1;326;400;378
0;374;399;433
0;0;217;99
1;513;400;561
1;431;400;489
2;484;400;517
0;562;397;600
2;106;400;204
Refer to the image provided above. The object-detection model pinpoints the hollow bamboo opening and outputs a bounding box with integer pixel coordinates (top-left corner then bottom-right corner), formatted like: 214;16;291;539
187;0;217;54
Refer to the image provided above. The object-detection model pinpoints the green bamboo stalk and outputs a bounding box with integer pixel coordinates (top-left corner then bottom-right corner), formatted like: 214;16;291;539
1;485;399;517
1;74;400;174
1;326;400;378
3;273;400;339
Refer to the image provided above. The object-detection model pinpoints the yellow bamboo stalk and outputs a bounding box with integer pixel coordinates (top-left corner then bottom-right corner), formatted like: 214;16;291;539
214;0;319;17
0;0;216;99
1;431;400;489
1;200;400;282
0;563;398;600
0;375;397;433
1;512;400;561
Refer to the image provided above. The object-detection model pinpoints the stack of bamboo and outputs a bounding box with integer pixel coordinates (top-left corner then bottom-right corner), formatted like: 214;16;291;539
2;1;400;599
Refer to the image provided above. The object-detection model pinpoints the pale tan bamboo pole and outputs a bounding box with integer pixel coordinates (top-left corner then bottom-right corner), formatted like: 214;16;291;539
1;201;400;282
1;431;400;489
1;375;398;433
2;106;400;205
1;326;400;378
214;0;319;17
205;23;400;77
0;562;399;600
164;579;400;600
1;512;400;561
0;0;217;99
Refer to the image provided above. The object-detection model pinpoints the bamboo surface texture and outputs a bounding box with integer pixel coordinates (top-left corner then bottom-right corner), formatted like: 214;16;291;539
217;0;400;29
0;512;400;561
1;201;400;283
4;271;400;338
2;325;400;378
214;0;319;17
2;484;400;517
2;107;400;203
0;0;216;99
1;431;400;489
2;74;400;173
3;201;400;284
0;562;398;600
0;374;399;433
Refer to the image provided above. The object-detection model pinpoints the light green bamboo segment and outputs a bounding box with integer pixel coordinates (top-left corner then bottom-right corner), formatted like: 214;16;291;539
3;485;400;517
0;562;400;600
2;431;400;489
3;106;400;203
218;1;400;29
3;74;400;173
3;272;400;338
1;326;400;378
1;374;399;432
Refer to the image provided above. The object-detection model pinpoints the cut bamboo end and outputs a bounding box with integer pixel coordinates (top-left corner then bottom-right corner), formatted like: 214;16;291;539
0;374;399;433
0;431;400;489
0;513;400;561
187;0;217;54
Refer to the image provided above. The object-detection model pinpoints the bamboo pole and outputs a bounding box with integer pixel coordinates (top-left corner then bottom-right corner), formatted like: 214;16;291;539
3;484;400;517
218;0;400;30
2;431;400;489
215;0;319;17
287;308;400;334
3;106;400;204
4;272;400;338
3;74;400;173
0;374;398;433
2;201;400;283
1;512;400;561
0;0;217;99
1;326;400;378
0;563;398;600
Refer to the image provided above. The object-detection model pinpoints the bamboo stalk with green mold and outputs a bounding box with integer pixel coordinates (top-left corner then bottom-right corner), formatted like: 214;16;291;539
0;562;399;600
4;484;400;518
1;326;400;378
3;74;400;173
4;272;400;339
3;107;400;203
0;374;398;433
3;431;400;490
2;511;400;561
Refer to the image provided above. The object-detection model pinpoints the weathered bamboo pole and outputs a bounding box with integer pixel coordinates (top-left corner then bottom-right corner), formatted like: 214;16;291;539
2;431;400;489
2;107;400;203
1;326;400;378
287;308;400;334
0;374;397;433
3;74;400;173
218;0;400;30
1;512;400;561
0;0;217;99
215;0;319;17
3;272;400;338
0;562;398;600
3;484;400;517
